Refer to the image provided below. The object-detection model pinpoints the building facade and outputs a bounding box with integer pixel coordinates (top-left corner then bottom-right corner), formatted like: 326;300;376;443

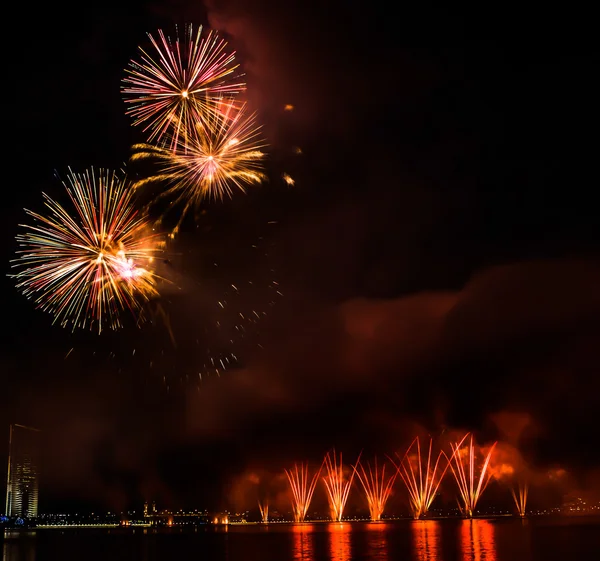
5;424;41;518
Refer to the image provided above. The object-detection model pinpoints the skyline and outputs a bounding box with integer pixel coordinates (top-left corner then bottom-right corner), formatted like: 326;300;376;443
5;424;41;519
1;422;597;516
1;0;599;516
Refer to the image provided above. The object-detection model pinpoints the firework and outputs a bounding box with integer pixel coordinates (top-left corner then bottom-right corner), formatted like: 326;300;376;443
122;24;245;149
258;500;269;523
322;450;358;522
131;103;266;234
285;463;322;523
12;168;161;333
448;433;497;518
511;481;528;517
392;437;449;520
353;457;397;521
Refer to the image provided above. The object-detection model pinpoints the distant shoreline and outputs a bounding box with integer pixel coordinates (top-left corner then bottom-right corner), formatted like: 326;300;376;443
3;513;600;533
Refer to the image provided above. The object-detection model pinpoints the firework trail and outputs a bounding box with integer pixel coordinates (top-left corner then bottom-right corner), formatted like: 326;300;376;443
391;437;450;520
12;168;161;333
353;456;397;521
122;24;245;150
322;450;359;522
511;481;528;517
130;103;266;235
285;462;322;523
448;433;497;518
258;500;269;523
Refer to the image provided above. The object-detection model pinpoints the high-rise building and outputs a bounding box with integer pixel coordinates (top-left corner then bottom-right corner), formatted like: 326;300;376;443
5;424;41;519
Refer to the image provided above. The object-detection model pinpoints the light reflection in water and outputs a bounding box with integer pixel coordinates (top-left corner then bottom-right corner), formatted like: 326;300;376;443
3;531;37;561
364;522;390;561
460;519;497;561
412;520;441;561
291;523;315;561
328;522;351;561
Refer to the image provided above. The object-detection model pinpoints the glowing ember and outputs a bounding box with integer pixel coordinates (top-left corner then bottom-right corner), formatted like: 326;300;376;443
282;173;295;186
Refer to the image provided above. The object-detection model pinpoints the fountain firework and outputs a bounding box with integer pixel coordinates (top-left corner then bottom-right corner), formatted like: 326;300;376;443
258;500;269;523
448;433;497;518
392;437;449;519
284;463;321;523
511;481;528;517
353;456;397;521
322;450;358;522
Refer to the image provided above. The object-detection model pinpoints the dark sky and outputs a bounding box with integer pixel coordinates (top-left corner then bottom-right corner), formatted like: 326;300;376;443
1;2;599;514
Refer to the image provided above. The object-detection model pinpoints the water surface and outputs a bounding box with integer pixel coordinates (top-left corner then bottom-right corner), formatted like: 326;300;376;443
2;517;599;560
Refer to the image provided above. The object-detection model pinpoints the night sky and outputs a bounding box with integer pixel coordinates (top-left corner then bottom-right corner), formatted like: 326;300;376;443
1;2;599;514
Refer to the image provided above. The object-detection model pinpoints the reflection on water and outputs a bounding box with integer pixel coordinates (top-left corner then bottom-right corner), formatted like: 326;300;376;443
3;532;36;561
3;517;596;561
412;520;441;561
291;524;315;561
364;522;390;561
328;522;351;561
460;519;497;561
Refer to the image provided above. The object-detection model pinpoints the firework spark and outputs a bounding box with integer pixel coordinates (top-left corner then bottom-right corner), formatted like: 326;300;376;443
511;481;528;517
282;173;295;186
285;463;322;523
392;437;449;520
448;434;497;518
322;450;359;522
353;457;397;522
258;500;269;523
122;24;245;149
131;103;266;234
12;168;161;333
